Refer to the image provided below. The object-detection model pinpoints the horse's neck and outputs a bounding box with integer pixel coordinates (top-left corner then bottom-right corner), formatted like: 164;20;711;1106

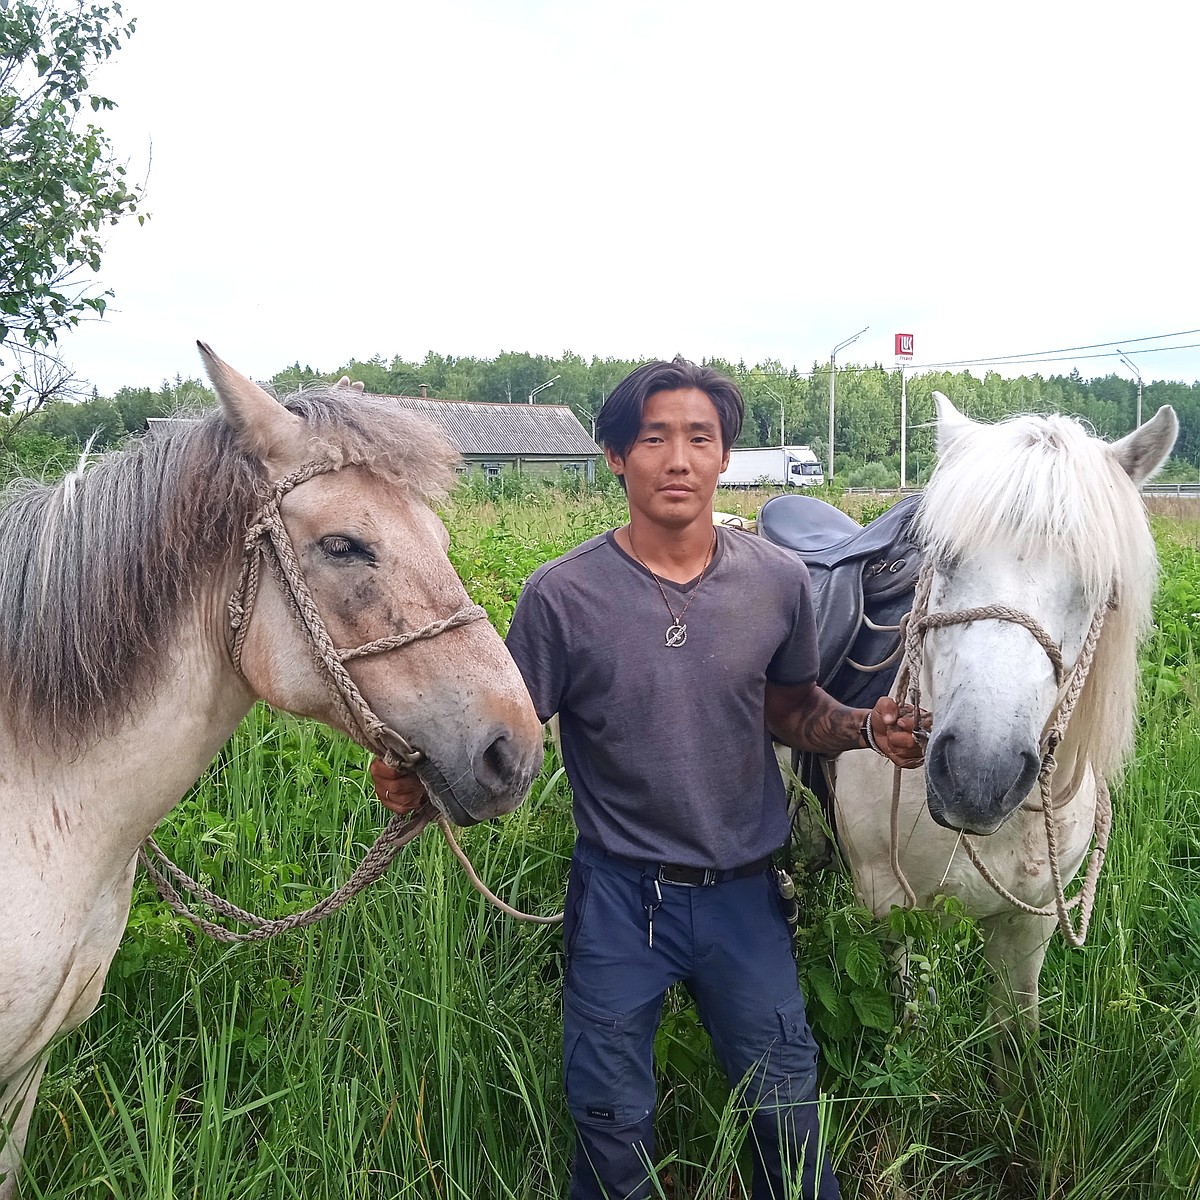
0;608;252;872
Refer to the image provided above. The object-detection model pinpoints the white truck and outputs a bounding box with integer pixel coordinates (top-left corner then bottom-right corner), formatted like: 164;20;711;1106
719;446;824;488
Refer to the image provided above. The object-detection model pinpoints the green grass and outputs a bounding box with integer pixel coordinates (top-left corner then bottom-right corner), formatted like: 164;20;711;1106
17;497;1200;1199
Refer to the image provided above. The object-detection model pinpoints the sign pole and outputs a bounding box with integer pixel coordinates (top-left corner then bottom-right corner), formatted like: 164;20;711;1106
894;333;914;489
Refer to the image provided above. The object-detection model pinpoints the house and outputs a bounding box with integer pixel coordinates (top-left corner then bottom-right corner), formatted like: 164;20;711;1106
149;392;603;483
385;394;602;483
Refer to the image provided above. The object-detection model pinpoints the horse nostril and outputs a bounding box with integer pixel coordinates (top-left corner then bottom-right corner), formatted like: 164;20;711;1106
926;731;956;784
477;732;518;791
1018;748;1041;793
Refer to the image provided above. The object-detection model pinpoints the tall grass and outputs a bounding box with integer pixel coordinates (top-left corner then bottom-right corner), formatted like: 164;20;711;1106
18;496;1200;1198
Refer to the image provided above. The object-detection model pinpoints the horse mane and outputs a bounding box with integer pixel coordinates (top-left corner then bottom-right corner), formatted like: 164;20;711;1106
0;386;460;747
915;411;1158;782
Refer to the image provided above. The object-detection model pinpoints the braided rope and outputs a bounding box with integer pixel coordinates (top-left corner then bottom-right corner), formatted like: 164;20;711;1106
887;561;1113;946
339;609;485;663
137;808;435;942
136;458;562;941
958;778;1111;948
227;462;485;767
436;818;563;925
138;808;563;940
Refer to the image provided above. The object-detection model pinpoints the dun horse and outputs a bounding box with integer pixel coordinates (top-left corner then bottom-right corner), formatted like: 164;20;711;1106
831;393;1177;1053
0;346;543;1195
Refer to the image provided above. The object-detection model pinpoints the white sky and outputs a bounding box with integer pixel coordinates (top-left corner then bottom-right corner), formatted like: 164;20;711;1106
55;0;1200;394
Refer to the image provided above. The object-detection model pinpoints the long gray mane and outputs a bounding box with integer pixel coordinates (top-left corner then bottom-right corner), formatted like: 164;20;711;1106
915;411;1158;781
0;387;459;746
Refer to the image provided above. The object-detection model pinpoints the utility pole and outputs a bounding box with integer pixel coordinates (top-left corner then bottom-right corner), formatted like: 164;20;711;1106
828;326;868;483
1116;349;1143;428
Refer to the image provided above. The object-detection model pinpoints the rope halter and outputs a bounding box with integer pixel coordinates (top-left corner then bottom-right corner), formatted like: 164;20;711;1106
138;456;563;942
227;459;485;770
889;560;1115;948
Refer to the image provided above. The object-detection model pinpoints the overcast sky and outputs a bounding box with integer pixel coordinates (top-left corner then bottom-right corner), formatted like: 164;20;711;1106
54;0;1200;394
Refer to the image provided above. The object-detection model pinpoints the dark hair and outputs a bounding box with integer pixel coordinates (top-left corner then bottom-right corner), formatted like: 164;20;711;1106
595;356;744;460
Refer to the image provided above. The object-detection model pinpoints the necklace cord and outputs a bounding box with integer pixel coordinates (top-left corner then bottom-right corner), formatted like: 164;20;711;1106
626;527;718;647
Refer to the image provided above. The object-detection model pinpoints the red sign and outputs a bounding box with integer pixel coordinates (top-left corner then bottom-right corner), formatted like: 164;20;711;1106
895;333;914;358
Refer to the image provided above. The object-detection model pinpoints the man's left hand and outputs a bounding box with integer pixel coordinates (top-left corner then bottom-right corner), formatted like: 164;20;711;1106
369;758;429;815
865;697;930;769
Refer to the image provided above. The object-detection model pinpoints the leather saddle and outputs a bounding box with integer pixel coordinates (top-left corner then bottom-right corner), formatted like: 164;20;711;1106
759;491;924;712
760;492;925;838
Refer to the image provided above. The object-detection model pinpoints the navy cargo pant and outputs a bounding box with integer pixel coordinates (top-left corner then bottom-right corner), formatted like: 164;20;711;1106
562;839;840;1200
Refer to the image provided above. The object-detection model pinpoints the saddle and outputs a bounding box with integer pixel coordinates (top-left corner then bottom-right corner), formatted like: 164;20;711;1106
759;492;924;711
759;492;925;836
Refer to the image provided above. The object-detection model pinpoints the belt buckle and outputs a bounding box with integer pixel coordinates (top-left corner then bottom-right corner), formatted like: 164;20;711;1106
658;864;717;887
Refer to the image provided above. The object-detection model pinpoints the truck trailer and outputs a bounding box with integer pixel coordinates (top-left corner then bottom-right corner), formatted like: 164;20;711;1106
718;446;824;488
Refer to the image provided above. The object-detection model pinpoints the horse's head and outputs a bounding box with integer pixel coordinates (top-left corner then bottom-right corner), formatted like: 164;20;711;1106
915;392;1177;836
197;343;543;826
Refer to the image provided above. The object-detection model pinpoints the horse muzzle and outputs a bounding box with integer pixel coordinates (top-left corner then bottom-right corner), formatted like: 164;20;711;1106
410;724;542;827
923;728;1041;836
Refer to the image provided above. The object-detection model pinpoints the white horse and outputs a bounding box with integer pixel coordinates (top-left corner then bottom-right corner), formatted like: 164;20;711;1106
833;392;1177;1052
0;345;543;1197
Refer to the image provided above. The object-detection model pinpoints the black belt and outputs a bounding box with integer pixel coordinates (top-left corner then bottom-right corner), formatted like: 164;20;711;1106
605;850;774;887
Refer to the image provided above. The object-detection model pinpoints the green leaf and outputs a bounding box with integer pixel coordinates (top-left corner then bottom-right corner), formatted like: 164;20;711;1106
804;963;840;1014
821;1002;855;1042
849;986;895;1031
844;937;886;986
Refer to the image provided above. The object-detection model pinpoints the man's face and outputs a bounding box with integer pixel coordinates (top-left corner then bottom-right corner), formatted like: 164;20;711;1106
605;387;731;530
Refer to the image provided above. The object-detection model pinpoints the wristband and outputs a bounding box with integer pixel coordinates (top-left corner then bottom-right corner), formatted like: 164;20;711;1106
861;713;888;758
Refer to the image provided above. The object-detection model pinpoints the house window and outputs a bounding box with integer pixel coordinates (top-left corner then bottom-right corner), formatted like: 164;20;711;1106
483;462;503;480
562;462;583;475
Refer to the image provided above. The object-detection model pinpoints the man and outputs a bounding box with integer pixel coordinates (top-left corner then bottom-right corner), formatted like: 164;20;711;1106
374;358;926;1200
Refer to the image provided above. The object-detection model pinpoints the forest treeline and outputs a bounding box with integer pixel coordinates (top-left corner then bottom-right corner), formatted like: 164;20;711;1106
3;349;1198;488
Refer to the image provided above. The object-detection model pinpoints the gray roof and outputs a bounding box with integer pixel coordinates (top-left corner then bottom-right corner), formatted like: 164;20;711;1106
149;397;602;458
386;396;600;457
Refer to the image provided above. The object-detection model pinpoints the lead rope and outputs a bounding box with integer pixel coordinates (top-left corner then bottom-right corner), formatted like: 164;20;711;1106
138;808;434;943
139;460;561;940
886;562;1113;947
138;810;562;943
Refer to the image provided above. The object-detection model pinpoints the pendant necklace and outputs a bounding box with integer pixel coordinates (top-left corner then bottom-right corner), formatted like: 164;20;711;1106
626;528;717;648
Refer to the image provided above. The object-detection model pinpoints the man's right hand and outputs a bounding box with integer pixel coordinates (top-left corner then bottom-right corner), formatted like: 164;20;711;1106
369;758;428;815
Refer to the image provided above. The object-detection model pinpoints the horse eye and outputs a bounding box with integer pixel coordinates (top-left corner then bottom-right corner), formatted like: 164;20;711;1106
319;534;373;562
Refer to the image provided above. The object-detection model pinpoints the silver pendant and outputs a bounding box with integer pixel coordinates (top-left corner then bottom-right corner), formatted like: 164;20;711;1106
665;622;688;648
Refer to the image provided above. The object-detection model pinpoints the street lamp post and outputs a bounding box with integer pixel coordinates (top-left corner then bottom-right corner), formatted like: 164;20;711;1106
762;384;786;448
827;326;868;483
528;374;561;404
1116;350;1143;429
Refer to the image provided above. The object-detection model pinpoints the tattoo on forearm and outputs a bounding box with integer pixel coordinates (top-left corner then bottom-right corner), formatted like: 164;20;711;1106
780;693;864;754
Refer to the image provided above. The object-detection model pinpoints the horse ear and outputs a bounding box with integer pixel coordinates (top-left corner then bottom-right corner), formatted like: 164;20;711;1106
932;391;976;452
1108;405;1179;487
196;341;306;467
335;375;366;393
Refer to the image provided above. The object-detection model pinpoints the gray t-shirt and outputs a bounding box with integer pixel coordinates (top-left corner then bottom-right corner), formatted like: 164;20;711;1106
505;527;818;869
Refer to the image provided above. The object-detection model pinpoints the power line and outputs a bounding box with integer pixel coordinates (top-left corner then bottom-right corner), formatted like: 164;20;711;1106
908;328;1200;371
748;329;1200;382
914;340;1200;373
